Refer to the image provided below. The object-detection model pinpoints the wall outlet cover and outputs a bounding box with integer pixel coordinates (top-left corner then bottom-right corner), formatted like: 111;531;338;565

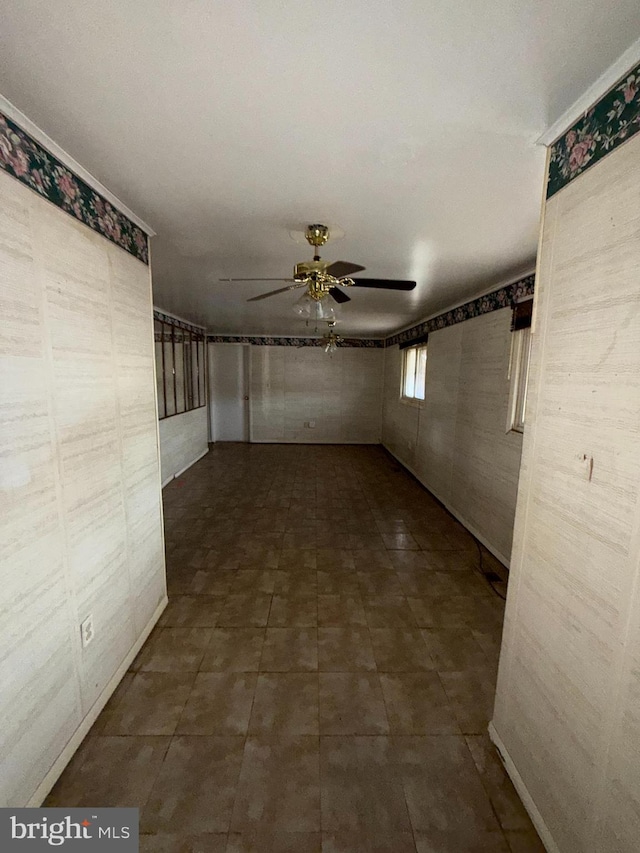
80;615;94;649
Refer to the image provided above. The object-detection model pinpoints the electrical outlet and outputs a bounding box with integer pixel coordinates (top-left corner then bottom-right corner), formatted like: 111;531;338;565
80;615;94;649
306;421;316;428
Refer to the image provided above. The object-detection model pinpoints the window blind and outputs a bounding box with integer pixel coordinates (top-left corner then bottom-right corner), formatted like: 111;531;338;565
511;298;533;331
399;332;429;350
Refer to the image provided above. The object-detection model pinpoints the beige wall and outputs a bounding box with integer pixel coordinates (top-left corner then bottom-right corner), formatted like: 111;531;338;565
159;406;209;485
250;346;384;444
0;170;166;807
382;308;523;564
493;131;640;852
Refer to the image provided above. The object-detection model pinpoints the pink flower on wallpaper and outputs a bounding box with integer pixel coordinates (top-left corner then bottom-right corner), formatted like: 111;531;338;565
565;130;577;149
622;76;638;104
13;150;30;176
568;138;593;173
99;207;122;242
55;167;79;201
0;130;15;164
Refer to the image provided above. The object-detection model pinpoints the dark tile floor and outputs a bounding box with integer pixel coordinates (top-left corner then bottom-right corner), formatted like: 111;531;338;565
47;444;545;852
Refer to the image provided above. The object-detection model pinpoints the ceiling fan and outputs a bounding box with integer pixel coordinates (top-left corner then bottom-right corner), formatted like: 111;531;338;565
219;224;417;306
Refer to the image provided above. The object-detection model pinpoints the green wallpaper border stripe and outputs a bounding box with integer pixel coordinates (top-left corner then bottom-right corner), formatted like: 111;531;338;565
385;274;535;348
548;60;640;198
208;335;384;348
0;109;149;263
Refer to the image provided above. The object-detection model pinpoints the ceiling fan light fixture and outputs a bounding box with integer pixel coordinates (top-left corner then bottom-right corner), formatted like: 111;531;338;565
323;320;342;355
293;292;339;321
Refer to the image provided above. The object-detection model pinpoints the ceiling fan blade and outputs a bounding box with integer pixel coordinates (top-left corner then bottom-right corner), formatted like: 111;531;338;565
247;283;307;302
220;278;295;282
325;261;366;278
329;287;351;304
350;279;416;291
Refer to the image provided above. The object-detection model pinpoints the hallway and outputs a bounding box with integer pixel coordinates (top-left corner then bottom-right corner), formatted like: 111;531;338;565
46;444;543;852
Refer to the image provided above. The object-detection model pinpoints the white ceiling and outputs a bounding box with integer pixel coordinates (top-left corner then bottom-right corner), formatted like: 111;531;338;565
1;1;640;336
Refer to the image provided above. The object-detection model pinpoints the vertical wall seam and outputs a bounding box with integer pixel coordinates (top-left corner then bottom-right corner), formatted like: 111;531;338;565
29;200;85;756
105;247;137;650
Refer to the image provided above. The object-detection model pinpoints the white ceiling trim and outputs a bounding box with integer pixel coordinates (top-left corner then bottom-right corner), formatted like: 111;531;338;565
536;35;640;146
386;268;536;341
0;92;155;236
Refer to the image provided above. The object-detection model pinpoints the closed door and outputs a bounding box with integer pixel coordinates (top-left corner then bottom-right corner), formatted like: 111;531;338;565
208;343;249;441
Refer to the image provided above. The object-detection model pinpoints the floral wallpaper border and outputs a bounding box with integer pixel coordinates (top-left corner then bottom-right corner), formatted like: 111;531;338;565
157;276;535;350
154;309;205;336
208;334;385;348
385;273;535;348
0;109;149;263
548;60;640;198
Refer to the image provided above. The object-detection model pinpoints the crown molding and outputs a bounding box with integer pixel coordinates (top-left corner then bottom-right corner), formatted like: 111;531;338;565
0;93;155;236
537;36;640;146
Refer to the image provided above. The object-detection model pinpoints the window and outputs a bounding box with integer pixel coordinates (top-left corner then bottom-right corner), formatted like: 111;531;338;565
508;300;533;432
401;344;428;402
154;315;206;420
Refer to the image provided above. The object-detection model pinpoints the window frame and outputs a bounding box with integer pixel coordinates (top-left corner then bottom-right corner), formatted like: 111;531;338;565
155;316;207;421
400;343;428;406
507;324;532;433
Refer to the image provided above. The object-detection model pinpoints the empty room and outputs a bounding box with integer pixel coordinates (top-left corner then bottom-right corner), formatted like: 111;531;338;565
1;2;640;852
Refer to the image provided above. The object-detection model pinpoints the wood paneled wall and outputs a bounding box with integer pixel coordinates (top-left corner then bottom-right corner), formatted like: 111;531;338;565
493;132;640;852
159;406;209;485
382;308;523;564
250;346;384;444
0;171;166;806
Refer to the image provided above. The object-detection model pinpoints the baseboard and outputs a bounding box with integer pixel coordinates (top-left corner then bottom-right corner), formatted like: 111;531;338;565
249;439;382;445
382;444;511;568
432;489;511;569
488;722;559;853
161;446;209;488
174;447;208;478
27;595;168;807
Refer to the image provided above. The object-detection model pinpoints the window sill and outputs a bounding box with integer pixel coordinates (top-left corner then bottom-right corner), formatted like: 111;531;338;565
400;397;425;410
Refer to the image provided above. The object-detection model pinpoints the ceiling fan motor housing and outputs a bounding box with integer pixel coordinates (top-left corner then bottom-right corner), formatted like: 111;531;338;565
294;260;329;280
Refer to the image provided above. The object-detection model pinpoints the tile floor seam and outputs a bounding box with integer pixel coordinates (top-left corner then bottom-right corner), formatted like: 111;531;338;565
137;735;174;822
